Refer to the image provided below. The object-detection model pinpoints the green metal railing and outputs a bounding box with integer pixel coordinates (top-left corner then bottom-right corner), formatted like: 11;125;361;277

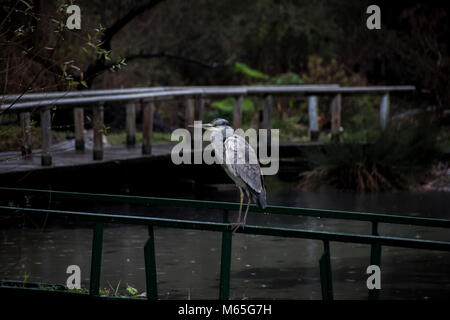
1;187;450;301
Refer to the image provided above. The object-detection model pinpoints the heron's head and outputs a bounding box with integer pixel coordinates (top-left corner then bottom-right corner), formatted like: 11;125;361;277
189;118;233;141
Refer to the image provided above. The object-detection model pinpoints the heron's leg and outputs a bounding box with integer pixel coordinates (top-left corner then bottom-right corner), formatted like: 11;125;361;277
231;187;244;233
242;189;251;225
237;187;244;224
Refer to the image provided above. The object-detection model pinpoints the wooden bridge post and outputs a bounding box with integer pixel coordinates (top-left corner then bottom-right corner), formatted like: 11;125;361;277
19;112;32;158
259;94;273;147
142;99;154;155
40;107;52;166
74;107;85;151
330;94;342;142
93;102;104;160
197;96;205;122
308;95;319;141
380;92;390;131
125;102;136;147
233;95;243;129
185;98;195;129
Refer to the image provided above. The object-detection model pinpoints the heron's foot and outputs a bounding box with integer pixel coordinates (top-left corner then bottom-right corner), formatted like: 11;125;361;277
230;221;245;233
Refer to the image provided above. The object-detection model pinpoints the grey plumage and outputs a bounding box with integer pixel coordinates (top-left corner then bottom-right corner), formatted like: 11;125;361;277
223;134;266;209
192;118;267;230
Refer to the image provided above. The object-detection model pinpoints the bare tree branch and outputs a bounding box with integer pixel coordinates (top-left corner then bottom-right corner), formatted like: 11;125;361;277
83;0;165;87
124;50;228;69
101;0;165;51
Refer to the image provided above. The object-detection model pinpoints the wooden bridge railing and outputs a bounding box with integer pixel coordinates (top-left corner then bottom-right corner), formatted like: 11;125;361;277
0;85;415;166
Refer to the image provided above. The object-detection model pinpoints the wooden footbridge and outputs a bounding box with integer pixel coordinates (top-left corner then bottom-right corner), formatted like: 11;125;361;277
0;85;415;174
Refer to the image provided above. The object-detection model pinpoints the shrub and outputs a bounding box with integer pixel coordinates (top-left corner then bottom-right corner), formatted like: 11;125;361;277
299;116;441;191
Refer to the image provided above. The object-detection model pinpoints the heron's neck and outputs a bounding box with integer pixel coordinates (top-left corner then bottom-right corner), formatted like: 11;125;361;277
210;131;226;163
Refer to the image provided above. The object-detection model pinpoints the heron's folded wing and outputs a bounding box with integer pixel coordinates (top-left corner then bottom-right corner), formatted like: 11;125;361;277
224;135;264;193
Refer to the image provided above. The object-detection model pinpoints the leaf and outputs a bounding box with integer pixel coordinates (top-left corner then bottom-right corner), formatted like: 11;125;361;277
233;62;268;79
19;0;32;11
211;97;254;113
126;285;138;296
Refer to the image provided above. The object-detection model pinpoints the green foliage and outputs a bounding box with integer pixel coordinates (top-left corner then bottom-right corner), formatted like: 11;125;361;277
22;272;29;288
234;62;268;80
106;280;121;296
272;113;307;142
0;125;69;152
106;131;171;145
126;284;139;296
208;97;255;123
269;72;304;85
341;98;381;143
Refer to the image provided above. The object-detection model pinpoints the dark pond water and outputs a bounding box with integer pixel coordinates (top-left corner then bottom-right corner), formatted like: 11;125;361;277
1;176;449;300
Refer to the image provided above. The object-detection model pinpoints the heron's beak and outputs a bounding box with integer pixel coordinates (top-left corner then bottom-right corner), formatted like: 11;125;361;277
189;123;213;130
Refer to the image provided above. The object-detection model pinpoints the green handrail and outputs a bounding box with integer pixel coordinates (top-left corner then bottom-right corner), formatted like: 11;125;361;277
1;205;449;250
1;187;449;228
1;187;450;301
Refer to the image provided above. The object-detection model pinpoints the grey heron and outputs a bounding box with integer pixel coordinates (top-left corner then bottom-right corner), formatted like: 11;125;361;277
191;119;267;231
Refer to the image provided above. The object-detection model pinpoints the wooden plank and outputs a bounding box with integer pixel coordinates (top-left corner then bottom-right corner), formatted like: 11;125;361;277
258;95;273;149
20;112;32;158
308;96;319;141
330;94;342;142
233;95;243;129
40;107;52;166
125;102;136;147
185;98;195;129
93;103;104;160
263;94;273;130
142;100;154;155
73;107;85;151
1;85;416;112
380;93;390;131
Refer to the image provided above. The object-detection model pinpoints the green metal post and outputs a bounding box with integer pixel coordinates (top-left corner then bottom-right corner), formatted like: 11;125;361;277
144;225;158;300
319;240;333;300
219;210;232;300
89;222;104;296
369;222;382;300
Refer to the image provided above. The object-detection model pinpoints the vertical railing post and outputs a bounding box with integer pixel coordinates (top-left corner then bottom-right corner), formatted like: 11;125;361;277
330;94;342;142
380;92;390;131
20;112;32;158
93;102;104;160
233;95;243;129
369;221;382;300
308;96;319;141
74;107;85;151
142;99;154;155
125;102;136;147
319;240;333;300
90;222;104;296
40;107;52;166
219;210;232;300
144;225;158;300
